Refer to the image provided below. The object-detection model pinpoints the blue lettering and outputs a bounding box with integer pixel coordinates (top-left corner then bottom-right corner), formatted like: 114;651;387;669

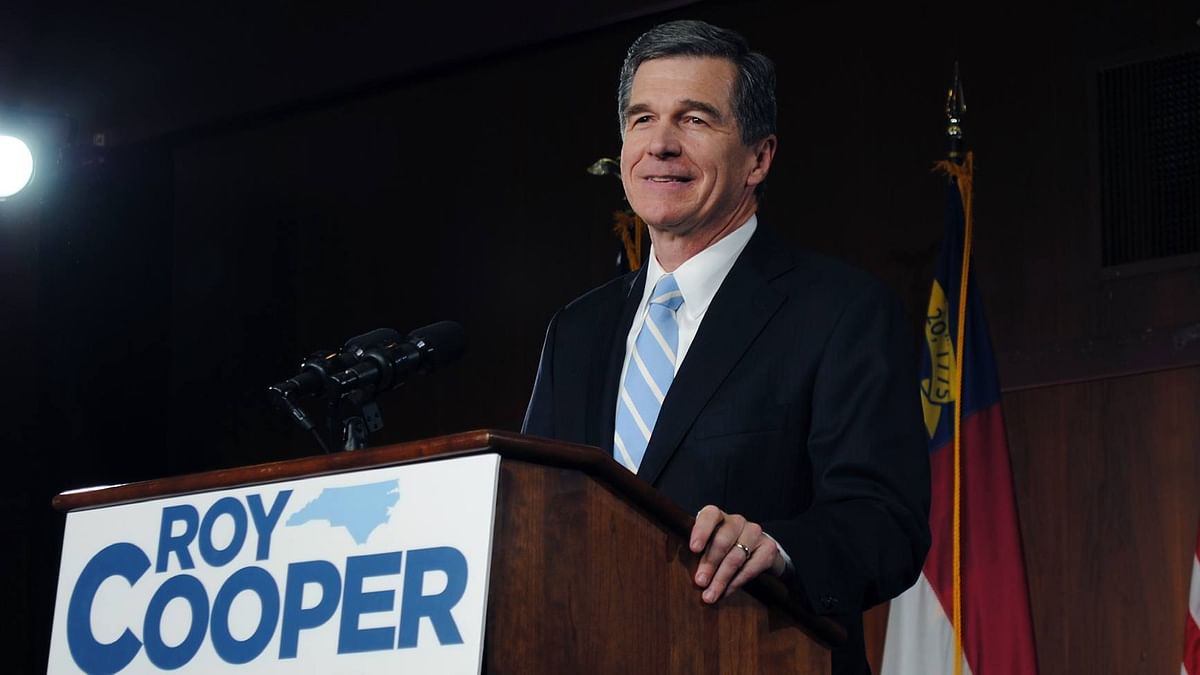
155;505;198;572
279;560;342;659
210;566;279;664
67;542;148;675
338;552;402;654
68;536;470;669
397;547;467;648
246;490;292;560
143;574;208;670
198;496;247;567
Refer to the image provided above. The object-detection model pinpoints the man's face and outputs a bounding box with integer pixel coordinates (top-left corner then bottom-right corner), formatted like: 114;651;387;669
620;56;772;238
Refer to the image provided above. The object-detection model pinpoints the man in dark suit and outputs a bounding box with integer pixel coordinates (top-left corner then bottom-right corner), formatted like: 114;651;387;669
522;19;929;674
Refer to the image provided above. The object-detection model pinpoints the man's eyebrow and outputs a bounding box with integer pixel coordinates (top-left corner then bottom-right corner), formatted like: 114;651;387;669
623;100;727;122
679;99;724;122
623;103;653;120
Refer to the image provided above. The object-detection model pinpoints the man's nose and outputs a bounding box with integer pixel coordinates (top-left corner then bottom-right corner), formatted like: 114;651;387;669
647;124;682;159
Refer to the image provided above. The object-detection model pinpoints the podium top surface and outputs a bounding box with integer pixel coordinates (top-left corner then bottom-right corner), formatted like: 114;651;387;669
55;430;650;513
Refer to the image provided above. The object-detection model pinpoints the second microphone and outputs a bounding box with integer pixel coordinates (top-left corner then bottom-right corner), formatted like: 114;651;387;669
331;320;466;396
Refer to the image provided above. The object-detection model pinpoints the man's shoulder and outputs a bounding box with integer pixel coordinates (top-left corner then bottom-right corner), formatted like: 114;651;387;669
744;235;911;341
790;249;875;285
770;245;892;304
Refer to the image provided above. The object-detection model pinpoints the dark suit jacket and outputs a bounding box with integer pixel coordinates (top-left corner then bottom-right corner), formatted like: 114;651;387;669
522;225;930;674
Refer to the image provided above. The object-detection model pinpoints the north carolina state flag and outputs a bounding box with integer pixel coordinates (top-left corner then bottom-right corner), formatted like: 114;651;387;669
881;154;1038;674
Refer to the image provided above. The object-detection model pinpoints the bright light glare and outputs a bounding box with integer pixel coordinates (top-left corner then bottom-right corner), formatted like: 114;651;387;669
0;135;35;199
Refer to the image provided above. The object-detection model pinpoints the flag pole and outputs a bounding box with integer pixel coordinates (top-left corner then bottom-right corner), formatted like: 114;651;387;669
943;61;972;675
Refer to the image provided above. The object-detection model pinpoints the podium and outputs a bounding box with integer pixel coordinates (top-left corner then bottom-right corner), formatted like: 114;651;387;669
49;430;843;674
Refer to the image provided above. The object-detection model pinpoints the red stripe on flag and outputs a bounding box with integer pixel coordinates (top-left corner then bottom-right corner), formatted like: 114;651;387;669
1185;610;1200;675
923;402;1038;673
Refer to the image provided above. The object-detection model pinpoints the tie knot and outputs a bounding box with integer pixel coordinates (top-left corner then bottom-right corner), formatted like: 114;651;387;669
649;274;684;311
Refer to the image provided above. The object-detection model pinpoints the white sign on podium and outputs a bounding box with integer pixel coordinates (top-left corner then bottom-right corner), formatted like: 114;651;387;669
49;453;501;674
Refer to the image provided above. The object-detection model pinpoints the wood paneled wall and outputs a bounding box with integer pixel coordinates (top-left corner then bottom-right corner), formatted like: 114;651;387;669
1004;368;1200;674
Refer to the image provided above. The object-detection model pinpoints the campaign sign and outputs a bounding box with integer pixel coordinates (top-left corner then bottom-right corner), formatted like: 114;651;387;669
48;454;501;674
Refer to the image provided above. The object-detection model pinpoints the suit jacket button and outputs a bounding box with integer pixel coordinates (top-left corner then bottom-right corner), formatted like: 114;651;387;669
820;595;839;610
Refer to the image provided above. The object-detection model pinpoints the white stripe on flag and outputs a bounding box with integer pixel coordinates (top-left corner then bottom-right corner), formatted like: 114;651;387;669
1187;550;1200;675
1190;551;1200;628
881;573;974;675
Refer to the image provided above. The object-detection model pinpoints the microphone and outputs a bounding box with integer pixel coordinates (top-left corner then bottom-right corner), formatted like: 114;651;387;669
269;327;403;400
330;321;465;395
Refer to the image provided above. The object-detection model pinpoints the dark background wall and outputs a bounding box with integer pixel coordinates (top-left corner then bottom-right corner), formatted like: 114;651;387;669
1;1;1198;672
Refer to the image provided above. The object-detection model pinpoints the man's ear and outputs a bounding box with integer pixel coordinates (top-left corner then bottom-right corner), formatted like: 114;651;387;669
746;135;777;188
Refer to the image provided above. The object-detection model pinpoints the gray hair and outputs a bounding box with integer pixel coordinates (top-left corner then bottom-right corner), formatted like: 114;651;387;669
617;20;777;146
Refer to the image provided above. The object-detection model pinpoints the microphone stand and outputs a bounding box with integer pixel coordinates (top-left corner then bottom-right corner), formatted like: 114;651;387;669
269;372;386;454
334;389;385;451
269;385;334;454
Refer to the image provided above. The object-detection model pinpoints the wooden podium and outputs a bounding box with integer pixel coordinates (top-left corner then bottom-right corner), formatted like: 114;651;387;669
52;430;843;674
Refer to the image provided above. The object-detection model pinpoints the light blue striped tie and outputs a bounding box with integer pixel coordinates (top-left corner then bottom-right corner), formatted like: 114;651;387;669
614;274;684;472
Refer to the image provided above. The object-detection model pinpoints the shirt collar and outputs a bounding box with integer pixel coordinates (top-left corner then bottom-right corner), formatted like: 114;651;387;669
642;214;758;321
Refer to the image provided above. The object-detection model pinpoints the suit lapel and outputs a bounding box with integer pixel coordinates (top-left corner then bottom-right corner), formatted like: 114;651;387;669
636;227;795;486
585;268;646;450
